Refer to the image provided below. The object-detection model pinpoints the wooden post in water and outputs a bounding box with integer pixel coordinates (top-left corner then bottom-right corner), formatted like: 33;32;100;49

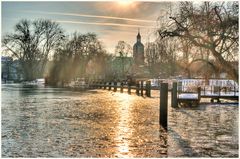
197;87;201;101
97;80;100;89
120;82;123;93
99;80;102;89
203;86;206;95
108;82;111;90
160;83;168;131
146;81;151;97
234;82;236;96
136;81;140;95
171;82;178;108
140;81;144;96
92;80;95;89
99;81;101;89
114;81;117;92
128;83;131;94
104;82;106;89
218;86;221;96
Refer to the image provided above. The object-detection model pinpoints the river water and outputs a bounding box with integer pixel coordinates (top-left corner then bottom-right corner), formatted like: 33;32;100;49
1;84;167;157
2;84;238;157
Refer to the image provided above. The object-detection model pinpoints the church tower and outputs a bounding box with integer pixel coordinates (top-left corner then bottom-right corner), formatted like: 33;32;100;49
133;29;144;66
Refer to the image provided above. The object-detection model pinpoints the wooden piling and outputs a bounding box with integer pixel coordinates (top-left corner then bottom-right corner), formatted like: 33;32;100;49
128;83;131;94
104;82;106;89
197;87;201;101
108;82;111;90
234;82;236;96
140;81;144;96
136;81;140;95
171;82;178;108
218;86;221;96
146;80;151;97
120;82;123;93
160;83;168;131
114;81;117;92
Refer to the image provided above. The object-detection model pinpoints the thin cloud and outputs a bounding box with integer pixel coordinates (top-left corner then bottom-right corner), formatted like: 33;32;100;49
21;10;156;23
55;20;156;29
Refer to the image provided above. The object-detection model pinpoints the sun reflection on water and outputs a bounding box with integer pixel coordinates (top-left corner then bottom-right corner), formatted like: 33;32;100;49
113;93;134;158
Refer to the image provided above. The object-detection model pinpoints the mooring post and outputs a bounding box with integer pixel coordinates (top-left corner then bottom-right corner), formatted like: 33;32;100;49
136;80;140;95
234;82;236;96
171;82;178;108
92;80;95;89
145;81;148;96
197;87;201;101
114;81;117;92
203;86;206;95
99;80;102;89
99;81;101;89
141;80;144;96
160;83;168;131
104;82;106;89
218;86;221;96
128;82;131;94
97;80;99;89
146;80;151;97
120;82;123;93
108;82;111;90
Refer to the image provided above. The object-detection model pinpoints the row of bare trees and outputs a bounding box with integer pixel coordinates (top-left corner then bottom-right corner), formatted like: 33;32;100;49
2;19;113;84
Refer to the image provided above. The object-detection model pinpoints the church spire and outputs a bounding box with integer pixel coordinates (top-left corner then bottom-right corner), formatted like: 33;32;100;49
137;28;141;42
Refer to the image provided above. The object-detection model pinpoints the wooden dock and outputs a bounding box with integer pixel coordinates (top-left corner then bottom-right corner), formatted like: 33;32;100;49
86;79;238;103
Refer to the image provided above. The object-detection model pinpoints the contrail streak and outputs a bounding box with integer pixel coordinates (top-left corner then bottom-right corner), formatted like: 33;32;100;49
21;10;156;23
55;20;156;28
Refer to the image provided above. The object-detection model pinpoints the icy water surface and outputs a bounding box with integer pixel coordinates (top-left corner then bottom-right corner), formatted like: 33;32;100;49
2;84;167;157
168;101;239;157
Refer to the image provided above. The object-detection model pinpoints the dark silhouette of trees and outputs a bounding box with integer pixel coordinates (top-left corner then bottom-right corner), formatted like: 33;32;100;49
2;19;65;81
158;2;239;82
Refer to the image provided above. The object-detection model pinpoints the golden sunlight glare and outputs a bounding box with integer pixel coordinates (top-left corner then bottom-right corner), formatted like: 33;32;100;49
117;0;133;6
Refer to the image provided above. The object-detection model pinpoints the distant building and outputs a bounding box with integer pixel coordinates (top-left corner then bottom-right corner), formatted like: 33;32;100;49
1;56;23;82
133;29;144;66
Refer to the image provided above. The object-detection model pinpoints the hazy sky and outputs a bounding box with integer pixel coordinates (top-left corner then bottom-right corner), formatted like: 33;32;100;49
2;1;172;53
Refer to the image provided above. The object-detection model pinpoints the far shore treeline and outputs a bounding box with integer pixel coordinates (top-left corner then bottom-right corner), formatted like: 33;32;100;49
2;2;239;85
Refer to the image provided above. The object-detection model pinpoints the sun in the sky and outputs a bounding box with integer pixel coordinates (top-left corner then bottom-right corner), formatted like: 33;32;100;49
117;0;133;6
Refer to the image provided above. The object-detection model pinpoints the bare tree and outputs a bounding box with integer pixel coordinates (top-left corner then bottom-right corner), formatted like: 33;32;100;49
158;2;239;82
145;37;177;78
115;41;132;57
2;19;65;80
114;41;133;77
49;32;106;85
